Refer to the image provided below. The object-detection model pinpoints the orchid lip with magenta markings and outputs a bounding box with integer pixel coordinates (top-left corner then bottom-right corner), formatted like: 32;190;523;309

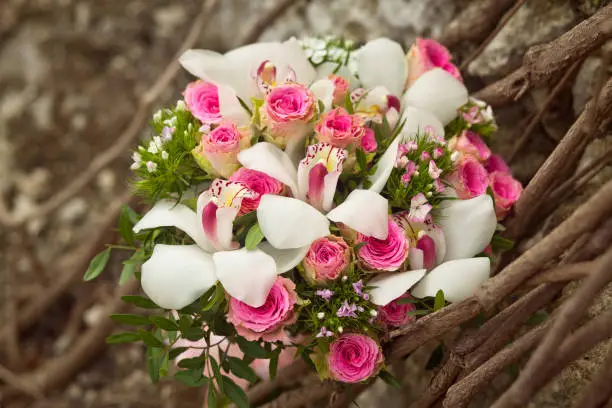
88;35;522;397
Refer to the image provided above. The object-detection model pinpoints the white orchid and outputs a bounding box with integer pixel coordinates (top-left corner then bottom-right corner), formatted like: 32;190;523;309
368;194;497;305
132;180;307;310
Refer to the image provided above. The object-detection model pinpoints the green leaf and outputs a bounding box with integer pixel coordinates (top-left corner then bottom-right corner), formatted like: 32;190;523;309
228;357;258;383
178;356;206;370
356;148;367;174
106;331;141;344
83;248;111;281
396;297;420;305
138;330;165;348
149;316;179;331
174;370;208;387
209;356;223;390
491;235;515;251
203;284;225;312
146;346;163;383
208;384;218;408
181;326;206;341
379;370;401;389
526;310;549;326
269;349;279;380
406;309;430;317
317;99;325;114
434;290;445;311
169;347;189;360
119;205;136;246
222;375;250;408
234;210;257;228
237;337;270;359
121;295;158;309
110;314;151;326
425;344;444;370
245;223;264;250
119;261;137;286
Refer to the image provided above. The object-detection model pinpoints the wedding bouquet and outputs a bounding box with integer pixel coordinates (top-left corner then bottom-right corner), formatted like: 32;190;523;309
85;36;522;404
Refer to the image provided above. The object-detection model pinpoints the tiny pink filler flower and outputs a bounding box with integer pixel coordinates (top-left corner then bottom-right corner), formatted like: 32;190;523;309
303;236;351;283
192;123;247;178
228;276;297;342
328;333;383;383
450;130;491;162
183;81;222;124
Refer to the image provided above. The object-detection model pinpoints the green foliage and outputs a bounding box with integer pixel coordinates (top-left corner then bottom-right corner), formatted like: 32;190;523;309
379;370;401;389
433;290;446;311
245;223;264;250
83;248;111;281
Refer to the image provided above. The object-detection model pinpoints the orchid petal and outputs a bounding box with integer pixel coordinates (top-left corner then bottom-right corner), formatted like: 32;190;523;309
403;68;468;124
409;247;425;270
133;200;213;252
238;142;298;195
437;195;497;261
315;62;358;88
277;38;317;85
258;242;310;274
310;79;335;112
326;189;388;239
400;106;445;142
178;49;227;83
357;38;407;97
141;245;217;310
322;172;341;213
213;248;277;307
411;257;490;302
369;269;427;306
215;206;240;251
368;136;400;194
257;195;330;249
218;84;250;127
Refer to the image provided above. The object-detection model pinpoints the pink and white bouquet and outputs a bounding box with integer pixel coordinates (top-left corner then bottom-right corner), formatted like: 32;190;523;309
86;36;521;402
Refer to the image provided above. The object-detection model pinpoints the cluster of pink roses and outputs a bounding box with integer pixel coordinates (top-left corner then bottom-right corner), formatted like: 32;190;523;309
448;130;522;219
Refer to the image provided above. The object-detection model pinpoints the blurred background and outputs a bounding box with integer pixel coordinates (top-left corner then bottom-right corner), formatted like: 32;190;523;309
0;0;610;407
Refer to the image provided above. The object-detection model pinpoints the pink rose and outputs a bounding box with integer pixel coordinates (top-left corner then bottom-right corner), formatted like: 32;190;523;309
489;171;522;220
228;276;297;342
262;83;315;148
229;168;285;215
378;294;416;328
303;236;351;283
448;155;489;199
328;333;383;383
316;107;366;149
357;218;409;272
361;128;377;153
406;38;462;87
329;74;350;105
486;154;511;174
451;130;491;162
192;123;245;178
183;81;222;124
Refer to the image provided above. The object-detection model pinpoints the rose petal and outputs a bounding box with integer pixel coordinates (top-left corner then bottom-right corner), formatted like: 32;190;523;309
399;106;445;142
326;189;389;239
141;245;217;310
213;248;277;307
218;84;250;127
258;242;310;274
437;195;497;261
357;38;407;97
411;257;490;302
369;269;427;306
368;136;400;194
257;195;330;249
310;79;335;112
238;142;298;195
133;200;213;252
403;68;468;124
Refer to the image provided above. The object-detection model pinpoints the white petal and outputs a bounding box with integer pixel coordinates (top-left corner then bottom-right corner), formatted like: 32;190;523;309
437;195;497;261
257;195;330;249
368;136;400;194
213;248;278;307
278;38;317;84
315;62;358;87
322;171;341;213
411;257;490;302
218;84;250;127
215;206;240;251
399;106;445;142
178;49;226;81
310;79;335;112
327;189;389;239
238;142;298;195
141;245;217;310
133;200;212;252
357;38;407;97
403;68;468;124
369;269;427;306
258;242;310;274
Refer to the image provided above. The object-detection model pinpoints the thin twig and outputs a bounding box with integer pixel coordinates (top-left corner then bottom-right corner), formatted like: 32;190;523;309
0;0;220;228
0;363;43;400
459;0;527;71
524;261;593;286
507;60;581;163
573;346;612;408
241;0;299;45
491;247;612;408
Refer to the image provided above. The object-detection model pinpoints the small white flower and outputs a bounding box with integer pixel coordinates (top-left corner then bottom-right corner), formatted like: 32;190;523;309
451;151;461;162
187;123;193;132
130;162;141;170
161;126;174;142
161;151;169;160
132;152;141;163
147;141;159;154
146;161;157;173
426;191;432;197
176;100;186;111
369;310;378;317
311;50;326;65
337;326;343;333
317;312;325;319
164;116;178;127
153;110;163;122
342;276;348;282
